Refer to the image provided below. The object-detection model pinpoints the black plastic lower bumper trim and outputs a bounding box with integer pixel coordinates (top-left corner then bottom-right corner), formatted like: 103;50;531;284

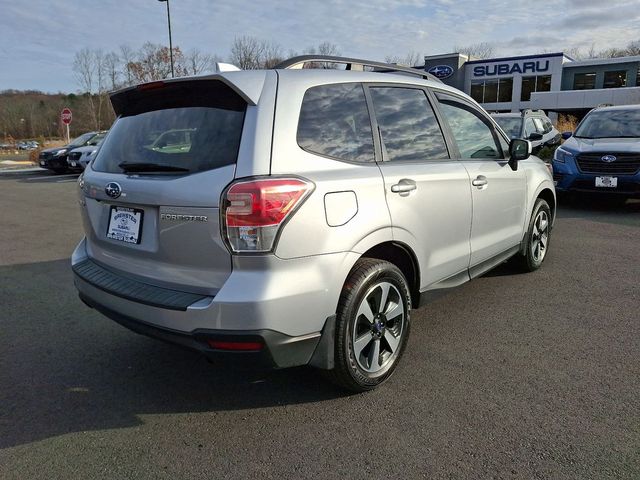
73;259;208;311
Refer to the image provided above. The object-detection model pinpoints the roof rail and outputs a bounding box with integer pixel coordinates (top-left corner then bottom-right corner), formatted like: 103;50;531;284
274;55;442;82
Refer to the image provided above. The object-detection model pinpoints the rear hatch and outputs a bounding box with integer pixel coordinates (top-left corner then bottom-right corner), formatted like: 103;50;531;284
79;79;251;295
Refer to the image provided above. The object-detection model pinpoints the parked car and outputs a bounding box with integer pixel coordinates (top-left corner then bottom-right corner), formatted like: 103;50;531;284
492;110;561;155
39;131;106;173
67;140;104;172
553;105;640;200
72;56;555;392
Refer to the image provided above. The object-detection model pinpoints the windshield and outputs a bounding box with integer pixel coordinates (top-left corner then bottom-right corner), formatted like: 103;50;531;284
69;132;96;147
87;132;106;146
575;109;640;138
493;117;521;139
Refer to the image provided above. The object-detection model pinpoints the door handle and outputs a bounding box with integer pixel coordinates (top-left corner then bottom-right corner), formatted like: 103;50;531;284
391;179;417;194
472;175;488;187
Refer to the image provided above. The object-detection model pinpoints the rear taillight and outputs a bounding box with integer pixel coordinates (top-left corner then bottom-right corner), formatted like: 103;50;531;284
221;177;313;253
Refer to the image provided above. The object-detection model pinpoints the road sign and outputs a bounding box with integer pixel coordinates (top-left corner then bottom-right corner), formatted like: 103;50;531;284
61;108;72;125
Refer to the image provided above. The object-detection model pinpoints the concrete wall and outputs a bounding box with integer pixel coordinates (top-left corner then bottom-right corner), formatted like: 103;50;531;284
530;86;640;111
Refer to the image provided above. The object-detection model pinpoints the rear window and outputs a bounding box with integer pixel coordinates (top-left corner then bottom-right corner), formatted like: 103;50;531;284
93;81;246;174
297;83;374;162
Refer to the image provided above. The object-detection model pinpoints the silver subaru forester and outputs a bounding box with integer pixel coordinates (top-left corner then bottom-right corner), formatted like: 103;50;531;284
72;56;555;392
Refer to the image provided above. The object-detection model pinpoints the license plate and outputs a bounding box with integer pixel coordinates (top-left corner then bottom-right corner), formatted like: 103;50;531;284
595;176;617;188
70;161;77;167
106;206;143;244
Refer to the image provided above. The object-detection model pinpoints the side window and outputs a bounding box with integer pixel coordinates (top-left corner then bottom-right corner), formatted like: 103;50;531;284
524;118;536;137
297;83;374;162
435;92;503;159
370;87;449;162
533;118;546;133
543;119;554;133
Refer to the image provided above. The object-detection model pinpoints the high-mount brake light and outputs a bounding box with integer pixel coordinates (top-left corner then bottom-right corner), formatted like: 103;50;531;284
137;81;165;91
222;178;313;253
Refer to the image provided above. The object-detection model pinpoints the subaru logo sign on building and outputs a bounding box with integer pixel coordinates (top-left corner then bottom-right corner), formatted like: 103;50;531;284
428;65;454;79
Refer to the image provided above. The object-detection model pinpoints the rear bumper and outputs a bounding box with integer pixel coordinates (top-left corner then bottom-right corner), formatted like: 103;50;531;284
72;238;357;368
79;292;321;369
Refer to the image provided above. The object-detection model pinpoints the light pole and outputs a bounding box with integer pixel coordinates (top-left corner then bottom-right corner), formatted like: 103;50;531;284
157;0;174;77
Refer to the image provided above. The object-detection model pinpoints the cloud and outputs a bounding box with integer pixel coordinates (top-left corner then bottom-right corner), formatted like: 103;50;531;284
1;0;639;92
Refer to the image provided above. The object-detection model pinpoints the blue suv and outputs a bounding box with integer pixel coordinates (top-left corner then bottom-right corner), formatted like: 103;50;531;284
553;105;640;200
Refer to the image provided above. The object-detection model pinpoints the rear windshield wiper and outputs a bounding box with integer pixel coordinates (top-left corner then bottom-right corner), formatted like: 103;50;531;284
118;162;190;173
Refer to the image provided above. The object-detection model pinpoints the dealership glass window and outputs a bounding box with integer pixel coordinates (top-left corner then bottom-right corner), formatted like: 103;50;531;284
537;75;551;92
573;72;596;90
603;70;627;88
497;78;513;102
521;75;552;101
470;82;484;103
470;78;513;103
483;80;499;103
370;87;449;161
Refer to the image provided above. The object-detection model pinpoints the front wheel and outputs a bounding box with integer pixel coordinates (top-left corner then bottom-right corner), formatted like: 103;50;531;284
327;258;411;392
517;198;552;272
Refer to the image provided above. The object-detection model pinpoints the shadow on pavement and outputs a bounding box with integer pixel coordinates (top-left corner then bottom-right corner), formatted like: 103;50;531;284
0;258;345;449
556;193;640;227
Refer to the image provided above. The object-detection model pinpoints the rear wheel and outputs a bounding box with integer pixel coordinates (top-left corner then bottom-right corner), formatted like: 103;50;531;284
327;258;411;392
517;198;551;272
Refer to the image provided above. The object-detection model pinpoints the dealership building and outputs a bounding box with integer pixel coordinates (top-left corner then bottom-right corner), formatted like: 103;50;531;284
421;52;640;119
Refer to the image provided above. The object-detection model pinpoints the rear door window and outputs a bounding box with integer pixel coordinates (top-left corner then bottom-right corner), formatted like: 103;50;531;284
297;83;374;162
93;80;246;174
369;87;449;162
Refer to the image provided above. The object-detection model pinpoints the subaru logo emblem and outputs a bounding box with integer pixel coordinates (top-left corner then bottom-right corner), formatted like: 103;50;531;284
105;182;122;199
601;155;617;163
427;65;454;79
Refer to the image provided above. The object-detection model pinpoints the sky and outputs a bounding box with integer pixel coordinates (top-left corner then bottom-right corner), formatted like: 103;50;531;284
1;0;639;93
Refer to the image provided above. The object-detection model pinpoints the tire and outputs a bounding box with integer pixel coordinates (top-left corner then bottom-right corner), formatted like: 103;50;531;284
326;258;411;392
516;198;552;272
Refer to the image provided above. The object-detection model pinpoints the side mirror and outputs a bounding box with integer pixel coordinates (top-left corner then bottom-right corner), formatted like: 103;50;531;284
509;138;531;170
528;132;543;141
561;131;573;140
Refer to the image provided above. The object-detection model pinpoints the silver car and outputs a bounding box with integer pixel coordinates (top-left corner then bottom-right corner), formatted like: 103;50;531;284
72;56;555;392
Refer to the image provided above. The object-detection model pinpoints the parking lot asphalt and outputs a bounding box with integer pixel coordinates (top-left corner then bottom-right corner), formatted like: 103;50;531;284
1;171;639;480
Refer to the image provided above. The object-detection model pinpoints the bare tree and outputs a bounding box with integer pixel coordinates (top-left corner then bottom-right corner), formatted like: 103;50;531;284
127;42;188;82
120;45;136;86
229;36;287;69
185;48;218;75
229;36;265;69
301;42;342;69
103;52;121;90
384;51;422;66
453;42;494;59
73;48;98;129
